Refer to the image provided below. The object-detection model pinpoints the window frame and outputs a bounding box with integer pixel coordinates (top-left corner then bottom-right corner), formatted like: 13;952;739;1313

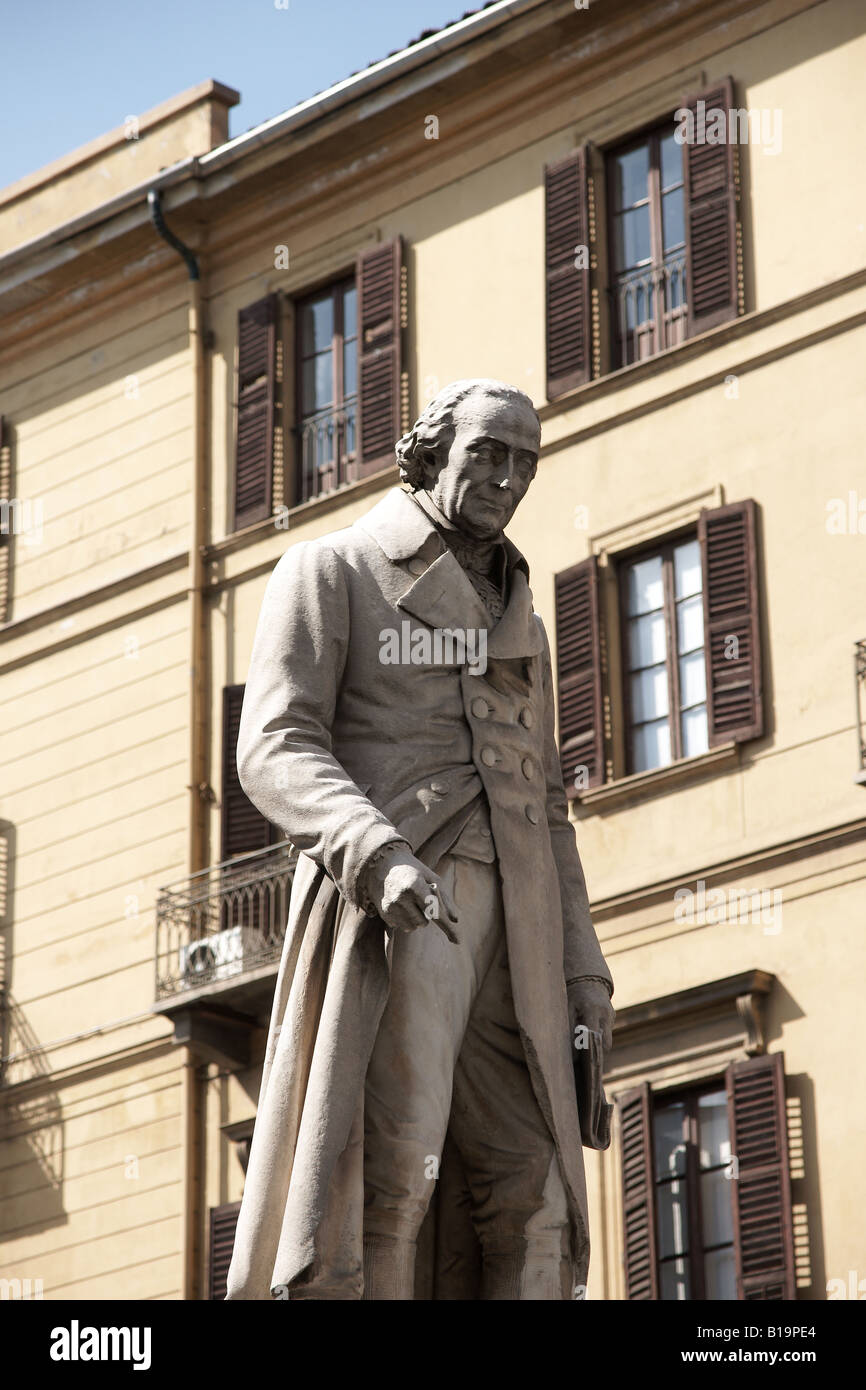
617;525;706;775
293;270;358;502
604;116;687;368
651;1077;736;1302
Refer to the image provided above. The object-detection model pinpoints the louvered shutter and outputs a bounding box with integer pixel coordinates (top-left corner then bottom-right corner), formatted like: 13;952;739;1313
209;1201;242;1300
234;294;277;530
618;1084;659;1300
699;499;763;745
545;149;592;399
357;239;403;477
554;556;604;793
0;416;9;623
726;1053;795;1300
221;685;274;860
682;78;741;335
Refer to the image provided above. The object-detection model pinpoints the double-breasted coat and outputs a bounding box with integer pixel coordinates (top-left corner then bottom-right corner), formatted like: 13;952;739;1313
225;485;613;1299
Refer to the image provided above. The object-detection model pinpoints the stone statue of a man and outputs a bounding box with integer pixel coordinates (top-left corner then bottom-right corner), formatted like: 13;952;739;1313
225;379;614;1301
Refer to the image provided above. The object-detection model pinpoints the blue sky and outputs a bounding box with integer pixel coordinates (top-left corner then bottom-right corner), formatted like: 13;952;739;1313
1;0;479;188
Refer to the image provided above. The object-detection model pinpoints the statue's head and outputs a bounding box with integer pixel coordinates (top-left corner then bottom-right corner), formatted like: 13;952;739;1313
396;379;540;541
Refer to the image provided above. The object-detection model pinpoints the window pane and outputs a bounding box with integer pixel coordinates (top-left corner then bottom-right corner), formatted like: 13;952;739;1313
701;1169;735;1250
300;294;334;355
343;337;357;399
654;1102;687;1177
662;186;685;254
614;205;651;272
657;1178;690;1259
634;718;672;772
342;283;357;340
301;351;333;414
612;143;649;210
679;651;706;708
698;1090;730;1169
631;666;669;723
681;704;708;758
660;1256;691;1301
674;539;702;599
626;554;664;616
660;131;683;190
704;1247;737;1300
628;611;667;669
677;595;704;654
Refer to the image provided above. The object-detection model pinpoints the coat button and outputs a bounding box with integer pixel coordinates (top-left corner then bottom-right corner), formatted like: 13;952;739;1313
430;780;449;794
471;697;489;718
519;706;534;728
408;557;427;576
480;746;499;766
480;827;492;838
521;758;534;780
524;804;539;824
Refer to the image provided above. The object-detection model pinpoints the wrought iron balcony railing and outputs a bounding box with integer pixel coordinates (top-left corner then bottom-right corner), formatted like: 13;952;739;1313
613;254;688;368
297;401;358;504
155;841;298;1002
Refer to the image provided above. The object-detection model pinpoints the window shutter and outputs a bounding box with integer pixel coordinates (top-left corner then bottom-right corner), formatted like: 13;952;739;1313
221;685;274;860
208;1201;241;1300
618;1083;659;1300
0;416;9;623
234;294;277;530
682;77;742;335
726;1053;795;1300
545;148;592;399
357;238;403;478
554;555;604;793
699;499;763;745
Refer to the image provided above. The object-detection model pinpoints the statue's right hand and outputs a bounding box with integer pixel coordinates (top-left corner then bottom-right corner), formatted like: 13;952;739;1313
365;845;459;944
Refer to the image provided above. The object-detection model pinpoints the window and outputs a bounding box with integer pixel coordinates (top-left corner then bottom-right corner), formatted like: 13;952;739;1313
231;239;404;527
653;1085;735;1300
618;1054;795;1301
296;278;358;503
221;685;278;861
608;123;687;368
543;78;741;399
554;500;762;796
622;535;707;774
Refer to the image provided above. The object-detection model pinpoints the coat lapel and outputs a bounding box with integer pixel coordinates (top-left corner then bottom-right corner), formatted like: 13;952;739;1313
358;487;543;658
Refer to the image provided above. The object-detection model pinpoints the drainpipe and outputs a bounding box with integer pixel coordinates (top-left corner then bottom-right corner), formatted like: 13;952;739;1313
148;188;208;1303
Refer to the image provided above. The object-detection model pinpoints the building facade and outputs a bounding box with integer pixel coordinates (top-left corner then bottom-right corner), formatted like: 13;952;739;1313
1;0;864;1301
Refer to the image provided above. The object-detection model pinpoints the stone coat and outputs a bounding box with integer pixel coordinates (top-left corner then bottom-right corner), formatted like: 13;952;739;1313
225;486;613;1299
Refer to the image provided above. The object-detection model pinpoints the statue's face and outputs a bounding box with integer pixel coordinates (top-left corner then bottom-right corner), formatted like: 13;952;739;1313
428;391;540;540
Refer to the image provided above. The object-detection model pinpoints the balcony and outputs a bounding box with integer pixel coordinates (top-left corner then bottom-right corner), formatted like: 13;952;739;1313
613;254;687;368
296;401;358;504
154;841;297;1068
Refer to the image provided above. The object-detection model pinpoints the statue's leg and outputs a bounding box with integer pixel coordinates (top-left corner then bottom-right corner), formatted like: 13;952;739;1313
449;926;574;1301
362;854;503;1300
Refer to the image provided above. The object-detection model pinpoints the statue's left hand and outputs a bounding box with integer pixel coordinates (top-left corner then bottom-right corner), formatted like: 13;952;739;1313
567;980;615;1054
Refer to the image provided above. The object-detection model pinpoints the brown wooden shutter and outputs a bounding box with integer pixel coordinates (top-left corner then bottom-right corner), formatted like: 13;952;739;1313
234;294;277;530
545;148;592;399
554;555;604;793
726;1053;795;1300
618;1083;659;1300
221;685;274;860
357;239;403;477
682;77;741;335
0;416;9;623
699;499;763;746
209;1201;242;1300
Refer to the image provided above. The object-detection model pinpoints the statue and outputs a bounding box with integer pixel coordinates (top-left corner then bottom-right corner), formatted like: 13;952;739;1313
225;379;615;1301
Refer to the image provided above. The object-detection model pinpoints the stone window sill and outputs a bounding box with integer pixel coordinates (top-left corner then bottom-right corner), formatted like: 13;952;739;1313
573;741;740;815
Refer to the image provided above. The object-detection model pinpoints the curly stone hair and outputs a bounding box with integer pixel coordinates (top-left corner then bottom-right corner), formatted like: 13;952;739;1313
395;379;540;490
